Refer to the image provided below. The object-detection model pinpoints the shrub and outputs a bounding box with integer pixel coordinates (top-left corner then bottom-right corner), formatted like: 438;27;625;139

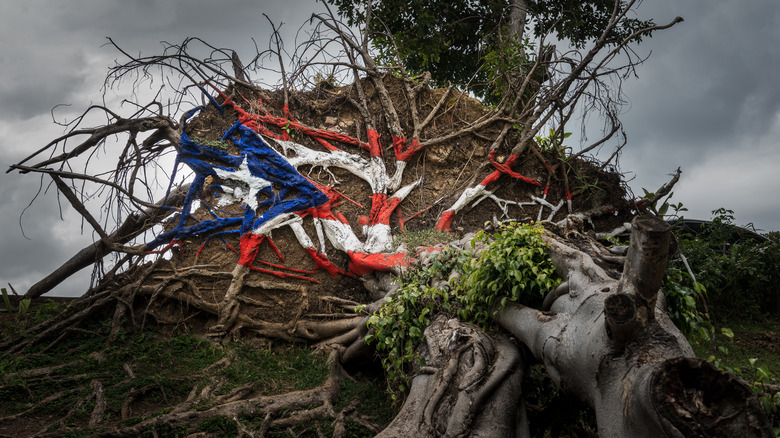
669;209;780;322
366;222;561;398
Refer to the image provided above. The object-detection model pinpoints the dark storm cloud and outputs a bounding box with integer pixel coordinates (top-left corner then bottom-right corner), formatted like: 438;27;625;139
625;1;780;149
0;0;313;121
616;0;780;230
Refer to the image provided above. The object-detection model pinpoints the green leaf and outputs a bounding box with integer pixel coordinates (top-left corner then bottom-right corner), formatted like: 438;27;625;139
756;366;771;380
721;327;734;339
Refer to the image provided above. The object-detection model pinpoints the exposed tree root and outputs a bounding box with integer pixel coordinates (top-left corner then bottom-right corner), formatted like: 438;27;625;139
377;315;527;437
92;350;344;438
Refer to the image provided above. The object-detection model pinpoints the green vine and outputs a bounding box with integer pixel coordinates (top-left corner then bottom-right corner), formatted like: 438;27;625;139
366;222;561;399
458;222;561;328
662;268;712;341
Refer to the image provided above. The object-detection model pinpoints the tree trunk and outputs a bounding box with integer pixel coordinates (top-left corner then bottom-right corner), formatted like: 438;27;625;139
496;216;772;437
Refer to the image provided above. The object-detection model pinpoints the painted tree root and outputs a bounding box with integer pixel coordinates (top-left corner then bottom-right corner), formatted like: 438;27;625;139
496;216;772;437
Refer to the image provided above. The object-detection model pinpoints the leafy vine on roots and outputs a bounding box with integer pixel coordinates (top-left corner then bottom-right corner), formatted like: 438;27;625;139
366;222;561;399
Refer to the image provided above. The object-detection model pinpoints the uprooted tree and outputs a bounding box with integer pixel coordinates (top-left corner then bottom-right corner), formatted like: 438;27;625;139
3;0;773;436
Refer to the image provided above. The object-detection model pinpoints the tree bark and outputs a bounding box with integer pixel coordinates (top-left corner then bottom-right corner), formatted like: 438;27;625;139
496;216;772;437
377;315;528;438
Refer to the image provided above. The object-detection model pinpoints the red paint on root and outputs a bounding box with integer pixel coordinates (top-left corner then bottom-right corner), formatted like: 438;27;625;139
238;233;266;266
368;193;402;226
392;136;424;162
305;248;352;278
347;251;409;276
404;205;433;223
314;136;341;151
300;183;343;222
488;151;541;186
435;210;456;232
247;265;319;282
265;236;284;261
542;161;559;172
254;259;317;275
479;172;501;187
145;239;182;255
209;84;367;150
367;129;382;157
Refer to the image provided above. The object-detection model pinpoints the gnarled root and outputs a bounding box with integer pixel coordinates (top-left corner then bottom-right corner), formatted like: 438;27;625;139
377;315;528;438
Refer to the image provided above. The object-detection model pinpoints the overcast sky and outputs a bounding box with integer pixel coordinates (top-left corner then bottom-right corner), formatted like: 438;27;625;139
1;0;778;297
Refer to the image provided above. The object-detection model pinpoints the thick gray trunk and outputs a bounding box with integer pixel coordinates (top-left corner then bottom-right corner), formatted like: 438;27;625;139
496;216;772;437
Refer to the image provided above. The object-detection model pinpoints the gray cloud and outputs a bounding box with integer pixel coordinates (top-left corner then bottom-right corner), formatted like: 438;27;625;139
616;0;780;230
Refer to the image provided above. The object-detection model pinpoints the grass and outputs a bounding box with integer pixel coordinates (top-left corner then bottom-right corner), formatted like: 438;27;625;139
0;318;224;426
394;228;454;250
5;290;774;435
336;377;396;426
0;307;390;436
218;341;330;395
690;318;780;429
691;319;780;378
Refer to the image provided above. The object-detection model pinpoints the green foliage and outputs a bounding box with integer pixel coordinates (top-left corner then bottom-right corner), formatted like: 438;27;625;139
529;0;656;48
639;187;687;219
662;268;712;342
535;127;572;153
672;209;780;321
367;222;561;398
281;121;296;139
312;72;338;90
2;298;71;339
328;0;656;101
366;247;468;400
481;37;538;102
459;222;561;327
0;287;33;321
666;207;780;429
17;298;31;316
